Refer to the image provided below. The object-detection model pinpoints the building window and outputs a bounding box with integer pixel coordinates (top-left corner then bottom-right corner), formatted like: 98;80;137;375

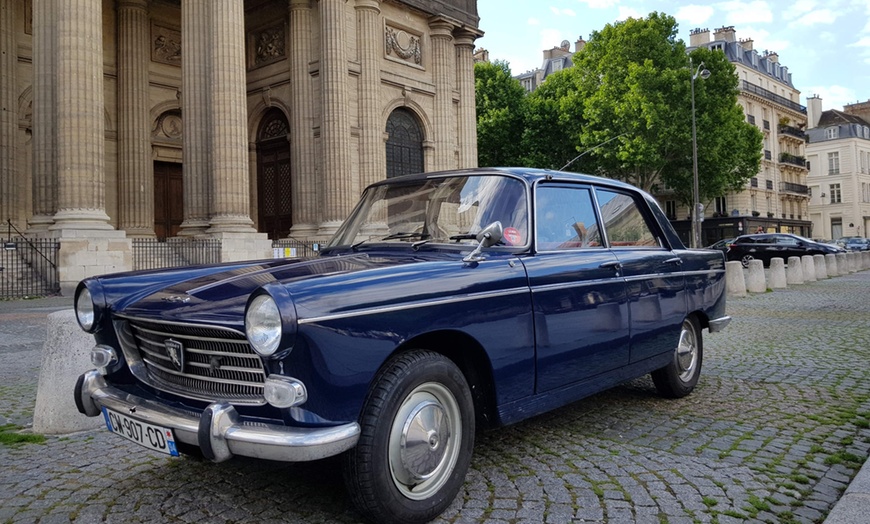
831;217;843;240
830;184;842;204
828;152;840;174
665;200;677;219
747;114;756;125
825;127;839;140
385;108;424;179
715;196;726;215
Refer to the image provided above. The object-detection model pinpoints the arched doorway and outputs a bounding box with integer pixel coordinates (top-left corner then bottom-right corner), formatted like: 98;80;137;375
386;108;424;178
257;109;291;240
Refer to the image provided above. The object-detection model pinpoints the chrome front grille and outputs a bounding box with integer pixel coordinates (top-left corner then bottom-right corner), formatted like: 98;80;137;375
114;316;266;405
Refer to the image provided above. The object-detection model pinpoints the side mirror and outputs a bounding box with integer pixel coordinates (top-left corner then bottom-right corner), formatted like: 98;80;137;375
464;221;504;263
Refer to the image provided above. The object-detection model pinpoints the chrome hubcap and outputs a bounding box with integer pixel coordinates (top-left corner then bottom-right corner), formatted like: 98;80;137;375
676;319;698;382
389;383;461;500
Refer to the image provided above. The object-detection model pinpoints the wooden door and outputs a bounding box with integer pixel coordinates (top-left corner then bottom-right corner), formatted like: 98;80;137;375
154;161;183;240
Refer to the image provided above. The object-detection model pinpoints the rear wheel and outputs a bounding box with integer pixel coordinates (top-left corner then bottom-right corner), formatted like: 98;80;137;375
740;254;754;268
343;350;475;524
652;317;703;398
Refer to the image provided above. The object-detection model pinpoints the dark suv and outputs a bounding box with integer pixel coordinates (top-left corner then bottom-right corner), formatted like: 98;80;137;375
726;233;843;267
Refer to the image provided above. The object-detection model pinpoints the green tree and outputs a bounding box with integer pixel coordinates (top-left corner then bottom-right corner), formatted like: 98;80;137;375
557;12;762;206
474;60;527;167
520;69;586;170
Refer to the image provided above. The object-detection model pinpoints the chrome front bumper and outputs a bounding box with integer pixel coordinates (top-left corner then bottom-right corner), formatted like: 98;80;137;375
75;370;360;463
708;315;732;333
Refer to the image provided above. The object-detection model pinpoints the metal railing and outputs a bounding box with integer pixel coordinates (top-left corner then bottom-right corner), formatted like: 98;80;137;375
778;125;807;141
132;238;222;271
780;182;809;195
740;81;807;114
1;220;60;299
779;153;807;168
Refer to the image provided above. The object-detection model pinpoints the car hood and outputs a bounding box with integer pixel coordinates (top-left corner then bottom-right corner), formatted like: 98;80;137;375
109;251;506;329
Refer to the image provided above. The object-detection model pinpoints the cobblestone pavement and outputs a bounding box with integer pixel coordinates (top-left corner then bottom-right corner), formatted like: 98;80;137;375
1;273;869;524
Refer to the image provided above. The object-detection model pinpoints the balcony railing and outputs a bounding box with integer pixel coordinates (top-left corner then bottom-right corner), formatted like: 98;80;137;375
779;153;807;168
741;81;807;114
778;125;807;141
780;181;809;195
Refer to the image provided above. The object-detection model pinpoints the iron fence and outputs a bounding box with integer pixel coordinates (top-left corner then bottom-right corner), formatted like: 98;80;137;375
132;238;222;271
0;238;60;299
271;239;328;259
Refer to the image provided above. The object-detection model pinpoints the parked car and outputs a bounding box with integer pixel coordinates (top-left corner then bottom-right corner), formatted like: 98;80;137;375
844;237;870;251
726;233;844;267
835;236;862;248
73;168;731;524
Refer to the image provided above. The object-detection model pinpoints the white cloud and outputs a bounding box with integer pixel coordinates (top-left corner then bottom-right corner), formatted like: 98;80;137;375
528;18;541;26
804;85;857;111
790;9;838;27
550;7;577;17
782;0;816;20
852;37;870;48
737;26;791;52
718;0;774;24
539;28;565;51
676;5;716;26
576;0;621;8
616;6;643;21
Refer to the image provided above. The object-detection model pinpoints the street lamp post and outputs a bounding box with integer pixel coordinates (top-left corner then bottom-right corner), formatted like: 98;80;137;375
690;58;710;248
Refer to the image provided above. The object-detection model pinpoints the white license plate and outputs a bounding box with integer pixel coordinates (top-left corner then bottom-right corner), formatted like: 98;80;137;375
102;407;179;457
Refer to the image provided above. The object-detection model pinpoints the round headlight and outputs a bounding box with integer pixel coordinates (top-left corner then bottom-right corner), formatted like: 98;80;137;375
76;287;96;332
246;294;282;356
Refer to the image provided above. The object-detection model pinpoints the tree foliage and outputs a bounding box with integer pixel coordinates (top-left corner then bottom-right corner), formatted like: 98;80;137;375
474;12;762;209
474;60;527;167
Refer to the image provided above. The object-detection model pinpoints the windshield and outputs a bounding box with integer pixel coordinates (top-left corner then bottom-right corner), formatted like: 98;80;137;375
327;175;529;248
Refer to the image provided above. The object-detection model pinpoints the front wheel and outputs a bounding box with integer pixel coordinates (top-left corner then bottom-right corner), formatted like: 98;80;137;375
343;350;475;524
740;254;754;268
651;317;703;398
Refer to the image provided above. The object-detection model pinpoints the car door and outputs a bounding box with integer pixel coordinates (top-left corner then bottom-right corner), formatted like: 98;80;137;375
523;183;630;393
593;188;687;365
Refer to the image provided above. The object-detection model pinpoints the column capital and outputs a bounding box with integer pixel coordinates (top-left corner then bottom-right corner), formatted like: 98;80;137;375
453;26;483;47
354;0;380;11
428;16;457;38
289;0;312;10
117;0;149;10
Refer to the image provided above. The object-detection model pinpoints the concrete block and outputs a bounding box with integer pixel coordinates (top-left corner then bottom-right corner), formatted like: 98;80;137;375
801;255;816;282
836;253;848;276
786;257;804;285
768;258;787;289
813;254;827;280
825;254;838;277
33;310;103;434
746;259;766;293
726;261;746;297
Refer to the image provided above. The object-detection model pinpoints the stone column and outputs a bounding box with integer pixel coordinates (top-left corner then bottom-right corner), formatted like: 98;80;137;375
318;0;354;235
51;0;112;229
117;0;155;236
453;27;481;169
428;17;455;172
206;0;257;233
355;0;384;190
179;0;211;236
0;0;17;227
288;0;318;237
29;0;57;232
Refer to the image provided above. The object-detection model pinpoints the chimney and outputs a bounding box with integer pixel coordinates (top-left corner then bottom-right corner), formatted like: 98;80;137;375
765;51;779;64
689;27;710;47
739;38;753;51
575;38;586;53
807;96;823;129
843;100;870;123
713;26;737;43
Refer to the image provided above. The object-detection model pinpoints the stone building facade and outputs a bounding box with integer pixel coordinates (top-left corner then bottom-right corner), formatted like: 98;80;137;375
0;0;481;293
805;97;870;240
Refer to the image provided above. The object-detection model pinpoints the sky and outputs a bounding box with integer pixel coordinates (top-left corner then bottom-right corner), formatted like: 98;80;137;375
476;0;870;112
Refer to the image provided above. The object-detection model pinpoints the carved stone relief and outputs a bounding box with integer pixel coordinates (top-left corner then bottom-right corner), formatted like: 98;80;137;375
151;23;181;66
249;24;286;69
153;111;183;142
385;23;422;67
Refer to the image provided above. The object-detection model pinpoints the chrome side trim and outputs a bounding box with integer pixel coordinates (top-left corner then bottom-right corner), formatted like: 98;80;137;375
708;315;732;333
77;370;360;463
298;287;531;325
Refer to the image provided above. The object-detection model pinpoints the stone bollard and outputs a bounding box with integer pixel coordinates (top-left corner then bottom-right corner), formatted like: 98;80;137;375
836;253;848;276
825;254;838;277
768;258;787;289
746;259;766;293
813;254;827;280
801;255;817;282
786;256;804;285
33;310;103;434
848;252;858;273
726;260;747;297
863;251;870;270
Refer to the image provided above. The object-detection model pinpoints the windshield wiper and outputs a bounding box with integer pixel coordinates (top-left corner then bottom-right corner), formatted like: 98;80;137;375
448;233;477;241
382;232;428;241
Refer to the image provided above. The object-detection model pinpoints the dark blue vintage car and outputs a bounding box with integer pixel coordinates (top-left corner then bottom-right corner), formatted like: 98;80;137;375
74;168;730;524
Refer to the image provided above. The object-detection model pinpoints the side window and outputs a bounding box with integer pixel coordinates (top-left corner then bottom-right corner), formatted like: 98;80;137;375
595;189;659;248
776;236;798;246
535;186;602;250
